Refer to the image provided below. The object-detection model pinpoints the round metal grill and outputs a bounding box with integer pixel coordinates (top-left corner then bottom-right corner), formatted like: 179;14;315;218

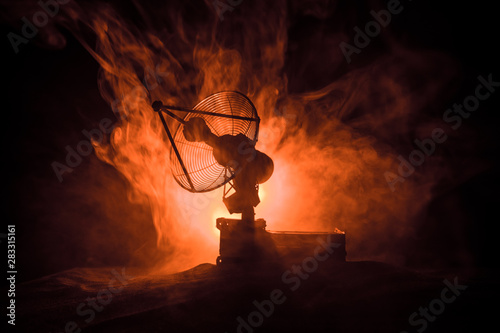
170;91;260;192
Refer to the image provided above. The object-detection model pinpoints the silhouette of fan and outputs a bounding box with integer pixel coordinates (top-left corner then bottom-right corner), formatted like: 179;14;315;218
152;91;273;222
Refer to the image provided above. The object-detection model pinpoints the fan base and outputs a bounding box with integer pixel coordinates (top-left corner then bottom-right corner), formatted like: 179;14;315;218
215;218;346;267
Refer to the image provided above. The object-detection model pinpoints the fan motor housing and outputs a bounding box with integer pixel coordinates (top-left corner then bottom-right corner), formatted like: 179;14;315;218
216;218;347;266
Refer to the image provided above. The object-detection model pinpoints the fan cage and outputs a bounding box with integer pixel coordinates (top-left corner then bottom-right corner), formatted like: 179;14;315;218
170;91;260;193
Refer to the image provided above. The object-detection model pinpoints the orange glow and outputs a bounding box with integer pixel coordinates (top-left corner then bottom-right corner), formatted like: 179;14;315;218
258;184;267;202
62;1;454;270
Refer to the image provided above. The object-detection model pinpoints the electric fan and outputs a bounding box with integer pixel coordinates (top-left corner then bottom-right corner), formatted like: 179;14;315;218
152;92;346;266
151;91;274;223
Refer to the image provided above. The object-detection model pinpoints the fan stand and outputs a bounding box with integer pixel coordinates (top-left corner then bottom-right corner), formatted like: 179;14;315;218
222;174;257;224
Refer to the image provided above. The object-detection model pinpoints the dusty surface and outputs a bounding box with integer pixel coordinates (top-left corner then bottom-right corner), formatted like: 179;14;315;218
16;260;495;333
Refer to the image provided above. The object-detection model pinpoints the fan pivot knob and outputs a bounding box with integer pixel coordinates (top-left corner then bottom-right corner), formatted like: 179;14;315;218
152;100;164;112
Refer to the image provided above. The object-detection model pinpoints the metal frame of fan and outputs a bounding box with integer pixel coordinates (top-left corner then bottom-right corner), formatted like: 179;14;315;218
152;91;260;195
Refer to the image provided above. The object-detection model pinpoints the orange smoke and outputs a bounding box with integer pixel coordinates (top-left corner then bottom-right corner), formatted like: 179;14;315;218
50;0;458;271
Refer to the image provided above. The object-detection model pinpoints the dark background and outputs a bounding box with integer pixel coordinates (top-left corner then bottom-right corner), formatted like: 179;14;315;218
2;0;499;283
